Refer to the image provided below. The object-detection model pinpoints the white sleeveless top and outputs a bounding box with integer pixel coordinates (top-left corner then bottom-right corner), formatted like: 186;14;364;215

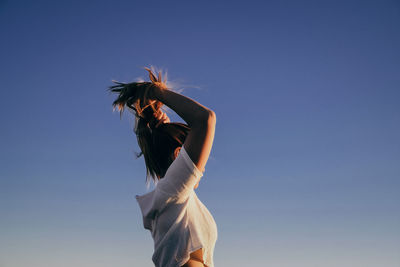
136;146;218;267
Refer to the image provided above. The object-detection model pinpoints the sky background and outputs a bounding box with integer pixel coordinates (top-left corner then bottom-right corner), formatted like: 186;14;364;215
1;0;399;266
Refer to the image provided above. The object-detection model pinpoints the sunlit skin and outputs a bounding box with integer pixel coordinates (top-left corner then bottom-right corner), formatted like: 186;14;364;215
182;248;207;267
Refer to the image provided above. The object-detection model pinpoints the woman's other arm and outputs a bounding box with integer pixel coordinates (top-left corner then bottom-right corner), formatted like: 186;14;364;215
152;87;216;173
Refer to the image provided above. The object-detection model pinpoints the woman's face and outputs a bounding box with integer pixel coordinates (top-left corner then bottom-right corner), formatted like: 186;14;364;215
154;110;170;128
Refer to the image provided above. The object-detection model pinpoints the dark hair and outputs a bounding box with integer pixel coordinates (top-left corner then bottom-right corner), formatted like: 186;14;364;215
109;67;190;184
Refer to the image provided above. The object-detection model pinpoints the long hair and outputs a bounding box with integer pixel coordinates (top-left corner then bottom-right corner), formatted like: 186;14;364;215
109;67;190;184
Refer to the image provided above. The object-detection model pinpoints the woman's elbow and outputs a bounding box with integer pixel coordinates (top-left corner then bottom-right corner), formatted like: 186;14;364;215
200;109;216;125
193;109;216;127
207;110;216;125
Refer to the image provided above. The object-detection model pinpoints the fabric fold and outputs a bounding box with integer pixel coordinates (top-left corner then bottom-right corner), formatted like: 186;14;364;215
135;146;217;267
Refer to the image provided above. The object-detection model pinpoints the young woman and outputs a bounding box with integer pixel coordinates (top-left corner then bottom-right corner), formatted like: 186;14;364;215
109;67;217;267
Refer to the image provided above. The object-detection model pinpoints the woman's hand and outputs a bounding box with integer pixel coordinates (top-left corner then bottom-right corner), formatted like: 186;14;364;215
110;67;169;116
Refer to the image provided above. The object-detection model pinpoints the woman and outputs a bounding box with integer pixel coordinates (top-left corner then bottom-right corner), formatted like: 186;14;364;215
109;67;218;267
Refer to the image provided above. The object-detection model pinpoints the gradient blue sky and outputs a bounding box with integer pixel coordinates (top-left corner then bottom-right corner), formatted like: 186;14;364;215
1;1;399;266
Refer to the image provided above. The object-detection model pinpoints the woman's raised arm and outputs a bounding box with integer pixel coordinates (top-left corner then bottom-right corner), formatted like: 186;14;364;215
151;85;216;173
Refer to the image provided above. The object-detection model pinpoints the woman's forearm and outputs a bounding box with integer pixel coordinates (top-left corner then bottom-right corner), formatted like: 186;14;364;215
153;87;214;127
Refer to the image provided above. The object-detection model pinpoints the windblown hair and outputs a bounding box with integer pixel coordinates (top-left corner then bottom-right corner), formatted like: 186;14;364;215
109;67;190;184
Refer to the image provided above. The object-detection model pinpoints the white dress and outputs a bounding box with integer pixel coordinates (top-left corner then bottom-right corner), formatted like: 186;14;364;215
136;146;218;267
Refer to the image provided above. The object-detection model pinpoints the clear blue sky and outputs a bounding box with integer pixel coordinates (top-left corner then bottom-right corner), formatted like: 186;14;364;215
1;0;399;266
